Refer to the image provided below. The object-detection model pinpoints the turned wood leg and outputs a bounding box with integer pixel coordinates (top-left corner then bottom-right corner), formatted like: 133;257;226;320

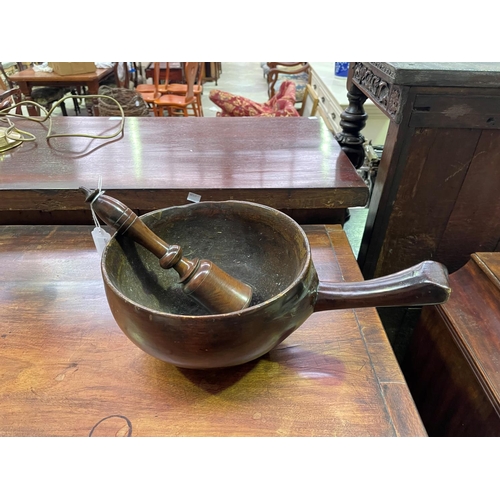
335;84;368;168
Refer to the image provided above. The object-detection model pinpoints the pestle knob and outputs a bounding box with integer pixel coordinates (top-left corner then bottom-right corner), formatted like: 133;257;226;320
80;186;253;314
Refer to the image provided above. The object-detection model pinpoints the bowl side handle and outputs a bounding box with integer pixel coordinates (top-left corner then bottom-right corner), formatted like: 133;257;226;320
314;260;451;312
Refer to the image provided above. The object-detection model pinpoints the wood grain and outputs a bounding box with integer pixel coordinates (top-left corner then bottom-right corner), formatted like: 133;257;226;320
435;130;500;271
353;64;500;282
0;224;425;436
0;117;367;225
374;127;481;276
404;253;500;436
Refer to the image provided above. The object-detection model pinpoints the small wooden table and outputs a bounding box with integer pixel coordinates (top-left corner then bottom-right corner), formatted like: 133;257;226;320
0;117;368;225
0;224;425;436
8;67;115;117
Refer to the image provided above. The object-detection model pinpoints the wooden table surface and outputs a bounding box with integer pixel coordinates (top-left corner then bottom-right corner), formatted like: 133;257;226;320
0;116;368;224
0;224;425;436
8;68;115;117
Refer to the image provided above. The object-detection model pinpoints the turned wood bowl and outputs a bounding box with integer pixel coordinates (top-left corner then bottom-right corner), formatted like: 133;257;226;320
101;200;450;369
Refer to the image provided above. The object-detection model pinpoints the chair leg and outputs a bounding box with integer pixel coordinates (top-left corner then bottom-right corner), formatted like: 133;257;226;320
196;95;203;116
71;89;81;115
59;101;68;116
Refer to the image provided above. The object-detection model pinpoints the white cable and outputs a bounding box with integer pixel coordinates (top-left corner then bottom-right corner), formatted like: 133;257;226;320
90;175;105;228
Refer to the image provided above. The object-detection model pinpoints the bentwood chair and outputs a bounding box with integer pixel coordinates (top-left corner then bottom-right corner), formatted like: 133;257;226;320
154;62;201;117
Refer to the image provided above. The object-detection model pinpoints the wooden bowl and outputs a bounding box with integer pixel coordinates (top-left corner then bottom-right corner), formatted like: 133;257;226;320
101;201;317;369
101;200;450;369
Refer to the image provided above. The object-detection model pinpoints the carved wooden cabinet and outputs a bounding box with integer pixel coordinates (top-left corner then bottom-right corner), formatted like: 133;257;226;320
340;62;500;279
309;63;389;146
403;253;500;436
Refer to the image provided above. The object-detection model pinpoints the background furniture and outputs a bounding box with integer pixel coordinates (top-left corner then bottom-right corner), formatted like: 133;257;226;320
154;62;201;117
403;253;500;436
1;62;72;116
136;62;168;94
309;62;389;146
136;62;162;112
167;62;204;116
0;223;426;436
210;80;299;117
202;62;221;85
0;87;21;112
0;116;367;225
8;65;115;116
342;62;500;279
337;62;500;361
145;62;183;83
266;62;310;104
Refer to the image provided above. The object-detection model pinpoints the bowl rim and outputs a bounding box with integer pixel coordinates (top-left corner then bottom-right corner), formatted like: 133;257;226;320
100;199;313;319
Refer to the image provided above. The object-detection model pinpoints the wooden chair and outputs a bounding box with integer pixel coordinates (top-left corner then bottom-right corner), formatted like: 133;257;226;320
154;62;201;117
0;87;23;115
136;62;162;114
114;62;130;89
266;62;310;103
135;62;170;94
164;62;204;116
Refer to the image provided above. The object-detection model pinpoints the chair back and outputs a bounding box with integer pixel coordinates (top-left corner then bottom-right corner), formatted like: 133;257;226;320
195;62;203;86
184;62;198;100
152;62;161;94
165;62;170;87
114;62;130;88
0;87;23;115
0;63;17;90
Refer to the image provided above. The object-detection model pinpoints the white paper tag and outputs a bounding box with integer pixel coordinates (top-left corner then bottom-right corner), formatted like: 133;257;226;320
187;192;201;203
92;226;112;255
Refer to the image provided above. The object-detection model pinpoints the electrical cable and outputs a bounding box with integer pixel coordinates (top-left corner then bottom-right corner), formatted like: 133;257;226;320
0;93;125;150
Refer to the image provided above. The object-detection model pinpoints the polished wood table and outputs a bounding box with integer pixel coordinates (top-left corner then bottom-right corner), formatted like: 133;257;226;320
0;224;425;436
0;117;368;225
8;67;115;116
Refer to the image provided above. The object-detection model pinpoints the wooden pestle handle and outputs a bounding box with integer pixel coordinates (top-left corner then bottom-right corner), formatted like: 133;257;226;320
314;260;451;312
80;187;253;314
79;186;197;281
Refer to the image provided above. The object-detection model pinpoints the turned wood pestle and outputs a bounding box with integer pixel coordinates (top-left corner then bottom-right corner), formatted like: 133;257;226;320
80;187;253;314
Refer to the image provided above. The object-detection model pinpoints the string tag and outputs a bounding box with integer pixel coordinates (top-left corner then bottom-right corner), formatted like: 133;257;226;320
92;226;112;256
90;175;112;255
187;192;201;203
